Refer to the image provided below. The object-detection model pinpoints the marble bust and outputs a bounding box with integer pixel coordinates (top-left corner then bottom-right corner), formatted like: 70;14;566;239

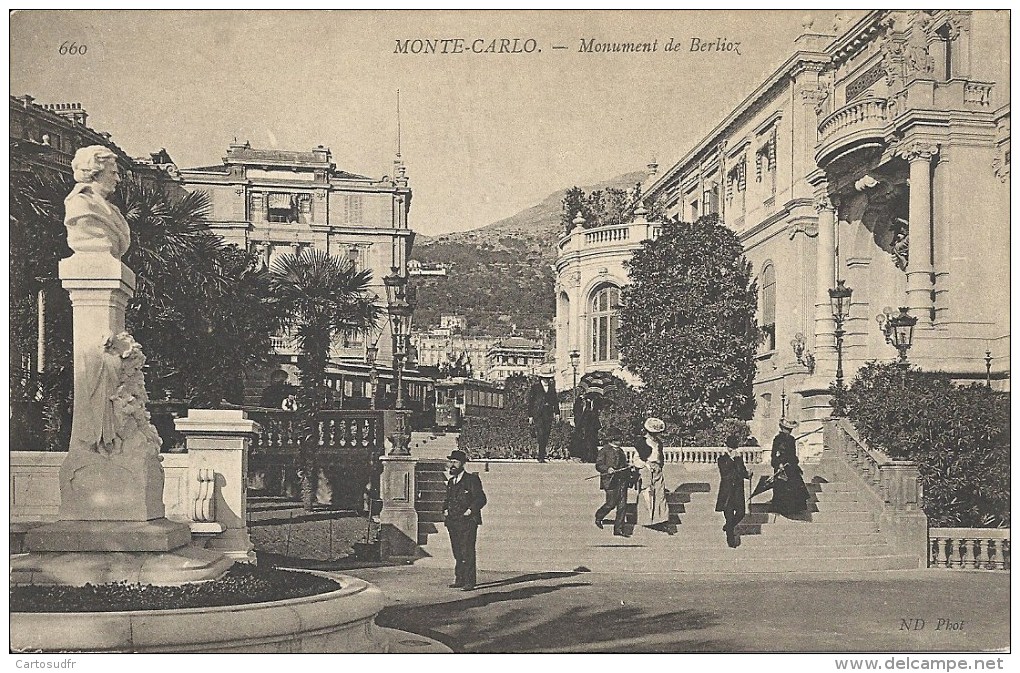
64;145;131;259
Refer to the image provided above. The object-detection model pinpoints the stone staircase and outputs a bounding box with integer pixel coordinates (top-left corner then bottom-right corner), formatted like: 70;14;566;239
414;458;921;573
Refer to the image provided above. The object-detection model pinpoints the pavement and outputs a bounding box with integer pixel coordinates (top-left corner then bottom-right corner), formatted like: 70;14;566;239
348;564;1010;653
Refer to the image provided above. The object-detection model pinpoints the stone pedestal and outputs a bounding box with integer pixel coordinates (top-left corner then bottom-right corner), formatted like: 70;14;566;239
13;251;231;586
175;410;259;563
378;454;419;560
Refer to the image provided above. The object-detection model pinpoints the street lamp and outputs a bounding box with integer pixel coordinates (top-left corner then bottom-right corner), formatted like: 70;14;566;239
828;279;853;389
568;349;580;398
365;339;379;410
383;267;414;455
877;306;918;375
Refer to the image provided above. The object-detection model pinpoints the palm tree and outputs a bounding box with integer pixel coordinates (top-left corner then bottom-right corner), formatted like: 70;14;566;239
10;167;285;449
269;248;380;510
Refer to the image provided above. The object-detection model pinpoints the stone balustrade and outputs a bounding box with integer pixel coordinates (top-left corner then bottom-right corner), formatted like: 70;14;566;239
247;409;384;452
929;528;1010;571
822;418;927;567
558;221;662;253
963;81;993;107
818;97;890;143
621;446;766;465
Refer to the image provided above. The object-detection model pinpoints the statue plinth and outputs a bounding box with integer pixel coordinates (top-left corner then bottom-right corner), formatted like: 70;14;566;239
14;148;233;585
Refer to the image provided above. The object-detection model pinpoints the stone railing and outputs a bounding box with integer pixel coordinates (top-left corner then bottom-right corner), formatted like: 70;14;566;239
963;81;993;107
929;528;1010;571
585;225;631;245
247;409;384;453
622;446;766;465
818;97;890;145
558;220;662;253
823;417;927;567
10;409;260;563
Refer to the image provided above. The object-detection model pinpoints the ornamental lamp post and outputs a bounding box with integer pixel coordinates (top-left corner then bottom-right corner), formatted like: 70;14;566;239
383;266;412;455
568;349;580;398
828;279;853;389
365;341;379;410
886;307;918;365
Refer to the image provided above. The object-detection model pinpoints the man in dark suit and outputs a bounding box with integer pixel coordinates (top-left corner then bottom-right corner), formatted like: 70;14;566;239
527;365;560;462
443;449;487;591
716;435;751;547
594;442;634;536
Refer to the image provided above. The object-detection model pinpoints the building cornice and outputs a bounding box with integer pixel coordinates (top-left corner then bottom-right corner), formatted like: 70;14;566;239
825;10;888;67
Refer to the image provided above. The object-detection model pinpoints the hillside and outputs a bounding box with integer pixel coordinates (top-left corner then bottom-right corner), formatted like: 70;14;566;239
410;170;647;334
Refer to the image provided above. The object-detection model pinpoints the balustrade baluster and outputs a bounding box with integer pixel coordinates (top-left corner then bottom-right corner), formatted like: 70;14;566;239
938;537;950;567
969;539;982;569
989;539;1003;570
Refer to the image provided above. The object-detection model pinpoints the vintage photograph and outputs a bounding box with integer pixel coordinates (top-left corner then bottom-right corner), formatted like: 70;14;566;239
8;8;1011;660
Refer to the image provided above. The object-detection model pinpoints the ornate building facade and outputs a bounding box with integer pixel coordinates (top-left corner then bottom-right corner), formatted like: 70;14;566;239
179;141;415;366
556;10;1009;455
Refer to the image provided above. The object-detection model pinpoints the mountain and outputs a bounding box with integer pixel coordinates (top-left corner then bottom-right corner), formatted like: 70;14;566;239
410;170;648;335
421;169;648;250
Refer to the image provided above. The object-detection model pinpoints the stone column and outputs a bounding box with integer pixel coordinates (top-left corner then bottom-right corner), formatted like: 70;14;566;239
812;194;837;371
175;409;259;563
901;142;939;323
378;454;419;560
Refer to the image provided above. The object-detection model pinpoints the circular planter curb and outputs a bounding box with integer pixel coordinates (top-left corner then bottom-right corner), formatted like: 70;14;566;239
11;571;396;653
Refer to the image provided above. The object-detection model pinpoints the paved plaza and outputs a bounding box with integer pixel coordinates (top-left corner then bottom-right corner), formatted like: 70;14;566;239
351;564;1009;653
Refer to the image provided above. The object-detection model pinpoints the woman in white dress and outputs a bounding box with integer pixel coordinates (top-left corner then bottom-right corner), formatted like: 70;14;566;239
632;417;671;531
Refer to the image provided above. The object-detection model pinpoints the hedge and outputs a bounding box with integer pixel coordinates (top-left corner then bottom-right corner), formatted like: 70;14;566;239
832;362;1009;527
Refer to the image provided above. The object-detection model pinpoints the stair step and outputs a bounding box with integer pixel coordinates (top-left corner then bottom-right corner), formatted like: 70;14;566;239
414;554;920;573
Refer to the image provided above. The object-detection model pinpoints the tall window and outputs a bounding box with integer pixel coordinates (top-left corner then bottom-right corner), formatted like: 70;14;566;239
344;195;364;224
267;193;296;222
590;285;621;362
761;263;776;351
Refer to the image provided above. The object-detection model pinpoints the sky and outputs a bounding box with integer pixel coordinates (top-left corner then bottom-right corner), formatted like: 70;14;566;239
10;10;831;236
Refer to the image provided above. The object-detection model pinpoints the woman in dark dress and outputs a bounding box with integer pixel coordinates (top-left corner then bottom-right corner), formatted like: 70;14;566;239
769;419;810;515
716;436;751;547
571;392;601;462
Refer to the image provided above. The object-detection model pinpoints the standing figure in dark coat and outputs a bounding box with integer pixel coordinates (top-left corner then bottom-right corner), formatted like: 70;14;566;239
443;449;487;591
716;436;751;547
770;419;810;516
594;442;634;536
527;365;560;463
571;392;601;462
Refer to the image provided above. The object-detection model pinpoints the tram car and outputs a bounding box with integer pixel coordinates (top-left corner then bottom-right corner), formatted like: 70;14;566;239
434;377;504;430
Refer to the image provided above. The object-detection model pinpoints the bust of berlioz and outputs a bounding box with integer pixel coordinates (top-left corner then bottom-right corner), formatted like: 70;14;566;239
64;145;131;259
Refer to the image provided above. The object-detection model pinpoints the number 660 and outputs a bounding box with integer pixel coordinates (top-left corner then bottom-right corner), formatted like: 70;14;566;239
59;41;87;56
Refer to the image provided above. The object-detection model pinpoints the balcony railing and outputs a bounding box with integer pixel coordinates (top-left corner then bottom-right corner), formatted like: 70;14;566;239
818;97;890;147
558;221;663;254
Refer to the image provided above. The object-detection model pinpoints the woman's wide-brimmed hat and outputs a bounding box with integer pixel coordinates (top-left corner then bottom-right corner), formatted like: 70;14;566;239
779;418;799;431
644;417;666;434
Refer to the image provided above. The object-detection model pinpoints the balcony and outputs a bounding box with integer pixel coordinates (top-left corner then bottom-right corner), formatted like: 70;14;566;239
815;97;891;167
557;220;662;256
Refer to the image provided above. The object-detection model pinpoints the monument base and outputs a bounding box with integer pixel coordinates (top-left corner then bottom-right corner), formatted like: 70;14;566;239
26;518;191;552
11;545;234;587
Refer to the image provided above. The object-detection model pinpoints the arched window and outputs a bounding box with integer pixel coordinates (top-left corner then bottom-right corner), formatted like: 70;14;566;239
590;285;621;363
761;263;776;351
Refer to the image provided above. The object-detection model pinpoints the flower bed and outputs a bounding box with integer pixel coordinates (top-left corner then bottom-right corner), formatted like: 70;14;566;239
10;563;340;613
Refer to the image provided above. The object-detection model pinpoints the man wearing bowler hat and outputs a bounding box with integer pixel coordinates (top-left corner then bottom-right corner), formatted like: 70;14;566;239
528;364;560;463
443;449;487;590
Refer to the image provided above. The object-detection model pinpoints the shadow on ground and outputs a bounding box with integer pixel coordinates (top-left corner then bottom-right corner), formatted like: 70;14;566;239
374;571;731;653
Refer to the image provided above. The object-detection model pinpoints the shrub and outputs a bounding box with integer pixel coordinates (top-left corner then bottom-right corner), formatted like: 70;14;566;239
458;374;572;459
692;418;753;447
832;362;1010;527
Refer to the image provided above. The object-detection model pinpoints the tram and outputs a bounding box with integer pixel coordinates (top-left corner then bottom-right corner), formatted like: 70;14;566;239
434;377;504;430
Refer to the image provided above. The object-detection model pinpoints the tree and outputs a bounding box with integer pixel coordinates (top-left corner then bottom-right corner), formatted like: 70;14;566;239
561;185;645;235
10;169;286;449
119;178;285;405
269;249;379;510
617;214;760;441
